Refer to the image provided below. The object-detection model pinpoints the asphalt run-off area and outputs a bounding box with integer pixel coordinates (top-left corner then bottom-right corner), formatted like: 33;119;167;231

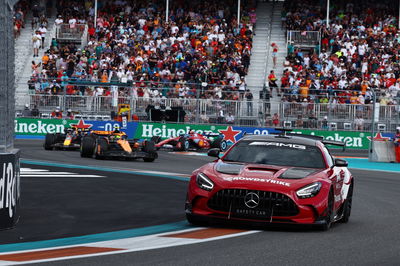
0;140;399;265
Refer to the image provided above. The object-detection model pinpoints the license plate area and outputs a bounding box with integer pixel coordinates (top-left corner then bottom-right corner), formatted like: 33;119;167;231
232;208;271;219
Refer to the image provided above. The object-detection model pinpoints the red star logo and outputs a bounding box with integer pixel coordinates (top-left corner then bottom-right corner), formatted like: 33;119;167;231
367;132;390;141
219;126;241;143
70;119;93;130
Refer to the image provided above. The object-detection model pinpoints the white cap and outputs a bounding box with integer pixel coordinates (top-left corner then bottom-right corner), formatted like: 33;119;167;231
25;103;29;108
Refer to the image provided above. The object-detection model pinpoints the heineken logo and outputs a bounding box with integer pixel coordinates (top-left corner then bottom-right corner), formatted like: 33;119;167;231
291;131;363;148
324;134;362;148
141;124;213;138
15;119;66;134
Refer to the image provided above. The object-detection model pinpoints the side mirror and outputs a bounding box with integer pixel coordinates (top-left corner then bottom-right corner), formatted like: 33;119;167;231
207;148;220;158
334;158;348;167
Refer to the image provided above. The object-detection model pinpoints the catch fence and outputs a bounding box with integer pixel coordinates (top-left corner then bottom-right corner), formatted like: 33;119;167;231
21;94;400;131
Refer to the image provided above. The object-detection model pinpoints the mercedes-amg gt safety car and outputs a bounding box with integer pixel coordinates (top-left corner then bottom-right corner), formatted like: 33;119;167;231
43;127;89;150
80;130;158;162
185;130;354;230
151;131;228;152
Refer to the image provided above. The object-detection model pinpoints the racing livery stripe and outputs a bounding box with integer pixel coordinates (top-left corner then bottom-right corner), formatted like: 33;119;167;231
0;247;123;262
162;228;248;239
0;228;259;264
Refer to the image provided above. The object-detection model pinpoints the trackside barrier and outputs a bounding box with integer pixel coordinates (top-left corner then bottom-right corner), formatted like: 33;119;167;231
370;140;396;162
14;118;397;150
0;150;21;230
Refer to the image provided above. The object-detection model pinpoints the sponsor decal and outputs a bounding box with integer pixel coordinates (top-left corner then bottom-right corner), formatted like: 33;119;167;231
0;161;20;218
15;118;66;135
218;126;241;143
137;123;224;139
222;177;290;187
69;119;93;130
249;142;306;150
367;132;391;141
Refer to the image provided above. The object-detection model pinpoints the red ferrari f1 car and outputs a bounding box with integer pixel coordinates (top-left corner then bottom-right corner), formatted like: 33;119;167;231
151;130;228;152
185;130;354;230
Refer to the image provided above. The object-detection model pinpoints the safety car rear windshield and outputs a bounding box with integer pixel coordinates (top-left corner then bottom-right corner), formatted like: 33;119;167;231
223;141;326;168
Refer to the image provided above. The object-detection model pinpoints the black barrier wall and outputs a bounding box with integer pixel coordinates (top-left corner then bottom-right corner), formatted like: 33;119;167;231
0;150;20;230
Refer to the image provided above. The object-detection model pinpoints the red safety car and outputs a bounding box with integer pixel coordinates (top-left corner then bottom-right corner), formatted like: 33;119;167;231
185;130;354;230
151;131;228;152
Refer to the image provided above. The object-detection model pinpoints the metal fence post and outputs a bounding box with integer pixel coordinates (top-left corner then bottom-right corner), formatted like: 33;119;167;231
369;89;377;161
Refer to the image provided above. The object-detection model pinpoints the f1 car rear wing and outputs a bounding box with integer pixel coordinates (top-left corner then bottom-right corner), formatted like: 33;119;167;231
203;132;222;137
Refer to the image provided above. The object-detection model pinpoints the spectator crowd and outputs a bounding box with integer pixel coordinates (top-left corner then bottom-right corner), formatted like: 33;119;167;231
28;0;256;103
279;0;400;108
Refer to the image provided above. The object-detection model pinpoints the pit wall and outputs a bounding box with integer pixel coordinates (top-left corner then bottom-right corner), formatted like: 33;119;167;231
15;118;396;150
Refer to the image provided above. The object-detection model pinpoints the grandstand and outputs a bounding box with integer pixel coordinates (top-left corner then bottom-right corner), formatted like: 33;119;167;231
13;0;400;131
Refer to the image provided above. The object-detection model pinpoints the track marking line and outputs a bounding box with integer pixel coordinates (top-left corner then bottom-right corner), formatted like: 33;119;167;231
0;247;123;262
19;167;105;178
20;168;49;172
21;175;105;178
21;160;189;181
21;172;76;175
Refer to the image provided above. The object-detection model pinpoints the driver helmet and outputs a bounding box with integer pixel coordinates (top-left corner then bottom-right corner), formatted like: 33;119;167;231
189;130;195;134
113;124;120;131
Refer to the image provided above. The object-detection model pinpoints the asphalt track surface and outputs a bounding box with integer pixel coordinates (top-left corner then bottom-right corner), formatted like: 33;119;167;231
2;140;399;265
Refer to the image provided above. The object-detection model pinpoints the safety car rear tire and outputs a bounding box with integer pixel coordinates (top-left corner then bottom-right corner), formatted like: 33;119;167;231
44;134;55;150
80;136;95;158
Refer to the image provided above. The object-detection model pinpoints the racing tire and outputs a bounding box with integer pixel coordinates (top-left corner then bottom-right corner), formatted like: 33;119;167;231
186;213;207;226
340;182;353;223
55;133;64;142
95;138;108;160
143;140;156;153
211;138;228;152
44;134;55;150
80;136;95;158
178;137;190;151
143;141;157;162
319;189;334;231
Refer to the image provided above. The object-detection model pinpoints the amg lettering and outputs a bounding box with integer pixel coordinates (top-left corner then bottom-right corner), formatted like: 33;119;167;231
249;142;306;150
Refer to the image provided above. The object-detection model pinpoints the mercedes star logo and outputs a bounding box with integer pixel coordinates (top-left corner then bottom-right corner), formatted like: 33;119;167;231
244;192;260;209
